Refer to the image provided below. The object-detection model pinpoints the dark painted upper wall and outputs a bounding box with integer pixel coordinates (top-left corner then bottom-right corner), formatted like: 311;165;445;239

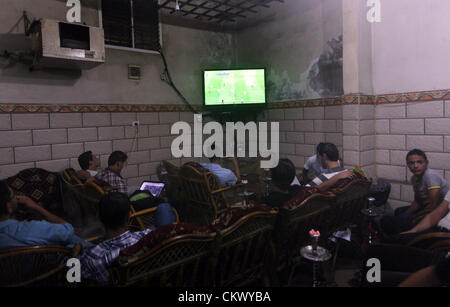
235;0;343;102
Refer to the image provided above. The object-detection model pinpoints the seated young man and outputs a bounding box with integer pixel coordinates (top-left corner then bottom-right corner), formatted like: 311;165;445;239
77;151;100;182
263;158;354;208
305;142;353;191
263;159;303;208
200;145;241;187
80;192;153;285
96;151;128;195
302;142;329;184
0;180;91;250
381;190;450;245
380;149;449;235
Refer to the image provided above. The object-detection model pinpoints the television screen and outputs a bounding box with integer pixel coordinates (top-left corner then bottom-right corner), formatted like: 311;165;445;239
203;69;266;106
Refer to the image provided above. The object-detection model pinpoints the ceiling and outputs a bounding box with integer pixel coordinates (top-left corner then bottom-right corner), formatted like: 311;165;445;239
158;0;285;31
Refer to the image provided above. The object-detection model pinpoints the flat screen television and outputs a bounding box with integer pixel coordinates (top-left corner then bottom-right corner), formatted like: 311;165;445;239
203;68;266;107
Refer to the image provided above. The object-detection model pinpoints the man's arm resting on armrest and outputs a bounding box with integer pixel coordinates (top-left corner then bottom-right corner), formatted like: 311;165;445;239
403;200;449;234
316;170;354;192
16;195;68;224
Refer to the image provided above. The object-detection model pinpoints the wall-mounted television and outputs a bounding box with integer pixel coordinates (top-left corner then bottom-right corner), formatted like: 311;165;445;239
203;68;266;108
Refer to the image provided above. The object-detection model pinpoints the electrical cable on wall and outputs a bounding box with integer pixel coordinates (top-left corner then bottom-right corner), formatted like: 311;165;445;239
158;47;198;114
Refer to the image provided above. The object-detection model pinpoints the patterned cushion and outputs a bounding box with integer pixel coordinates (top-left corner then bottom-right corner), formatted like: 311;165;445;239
119;222;212;260
210;202;273;230
331;171;369;190
6;168;62;220
119;203;273;260
7;168;59;205
281;187;323;210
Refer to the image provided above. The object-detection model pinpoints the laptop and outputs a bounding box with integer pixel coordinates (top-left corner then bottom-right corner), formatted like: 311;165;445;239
139;181;165;197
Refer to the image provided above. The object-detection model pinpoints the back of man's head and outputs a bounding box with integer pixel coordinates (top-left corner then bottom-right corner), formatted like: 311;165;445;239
316;142;327;155
78;151;93;170
0;180;12;217
98;192;131;231
108;151;128;167
271;158;296;191
321;143;339;162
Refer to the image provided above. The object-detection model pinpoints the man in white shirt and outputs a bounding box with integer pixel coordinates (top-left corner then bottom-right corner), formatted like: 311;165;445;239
306;143;349;191
302;142;342;184
77;151;100;182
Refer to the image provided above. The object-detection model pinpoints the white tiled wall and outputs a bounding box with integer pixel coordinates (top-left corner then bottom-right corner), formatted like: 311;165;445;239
1;100;448;209
0;112;201;187
375;100;450;209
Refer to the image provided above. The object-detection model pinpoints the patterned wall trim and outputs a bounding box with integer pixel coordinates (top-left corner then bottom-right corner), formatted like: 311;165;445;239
0;103;203;113
0;89;448;113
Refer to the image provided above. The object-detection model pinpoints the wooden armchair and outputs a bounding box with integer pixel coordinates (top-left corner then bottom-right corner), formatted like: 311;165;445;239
110;224;217;287
327;177;372;235
178;162;244;226
0;244;81;287
213;208;278;287
162;160;183;208
129;204;180;231
274;191;335;280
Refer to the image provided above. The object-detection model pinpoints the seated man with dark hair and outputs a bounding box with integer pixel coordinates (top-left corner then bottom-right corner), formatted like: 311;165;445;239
380;149;449;235
306;142;354;191
302;142;329;184
0;180;91;250
96;151;129;194
80;192;153;285
77;151;100;182
263;158;354;208
263;159;302;208
200;145;241;187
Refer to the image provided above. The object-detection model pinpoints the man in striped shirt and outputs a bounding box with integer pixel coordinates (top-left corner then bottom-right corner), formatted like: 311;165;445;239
80;192;152;285
306;143;352;191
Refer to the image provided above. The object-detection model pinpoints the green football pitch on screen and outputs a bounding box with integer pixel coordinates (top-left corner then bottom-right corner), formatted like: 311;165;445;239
204;69;266;106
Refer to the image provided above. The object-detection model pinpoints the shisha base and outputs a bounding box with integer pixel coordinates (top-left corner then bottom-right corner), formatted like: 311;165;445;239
300;245;332;262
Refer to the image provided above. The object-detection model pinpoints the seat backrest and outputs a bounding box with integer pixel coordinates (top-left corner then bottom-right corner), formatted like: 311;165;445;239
162;160;182;202
213;207;277;287
0;244;81;287
276;192;335;266
111;223;216;287
7;168;64;219
329;177;372;232
178;162;230;225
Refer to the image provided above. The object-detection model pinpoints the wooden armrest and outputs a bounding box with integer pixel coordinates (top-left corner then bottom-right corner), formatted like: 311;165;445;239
407;232;450;248
85;235;105;243
130;206;157;218
211;182;244;194
429;239;450;251
71;175;83;185
85;181;106;196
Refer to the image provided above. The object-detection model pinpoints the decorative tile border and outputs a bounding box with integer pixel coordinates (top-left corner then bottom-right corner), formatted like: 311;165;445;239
0;103;203;113
0;89;449;113
374;89;450;104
